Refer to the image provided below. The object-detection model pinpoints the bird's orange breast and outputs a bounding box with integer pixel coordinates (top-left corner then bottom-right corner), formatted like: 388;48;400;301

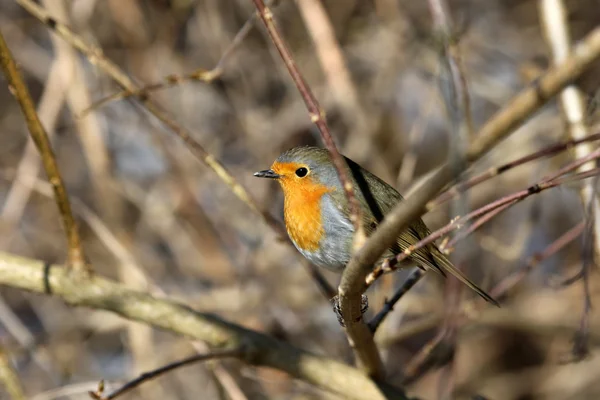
278;176;333;252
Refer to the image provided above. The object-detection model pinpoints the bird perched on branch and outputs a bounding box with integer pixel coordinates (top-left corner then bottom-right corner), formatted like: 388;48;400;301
254;146;498;306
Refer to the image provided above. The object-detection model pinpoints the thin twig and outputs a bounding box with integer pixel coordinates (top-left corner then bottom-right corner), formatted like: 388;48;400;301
15;0;271;230
377;221;586;348
367;268;426;333
0;345;26;400
378;133;600;313
249;0;379;377
82;4;258;115
366;161;600;285
431;131;600;207
0;28;89;274
295;0;370;147
89;348;243;400
570;182;597;361
540;0;599;362
400;218;588;381
490;221;585;298
428;3;471;390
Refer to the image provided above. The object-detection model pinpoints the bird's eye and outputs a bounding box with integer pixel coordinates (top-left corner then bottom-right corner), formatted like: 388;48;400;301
295;167;308;177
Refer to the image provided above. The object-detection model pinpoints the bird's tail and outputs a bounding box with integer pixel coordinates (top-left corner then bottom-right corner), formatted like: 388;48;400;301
430;246;499;307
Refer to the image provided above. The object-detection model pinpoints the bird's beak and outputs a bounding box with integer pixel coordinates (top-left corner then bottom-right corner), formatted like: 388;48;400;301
253;169;280;179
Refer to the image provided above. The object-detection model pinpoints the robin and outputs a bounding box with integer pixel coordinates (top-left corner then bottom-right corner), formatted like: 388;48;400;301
254;146;498;306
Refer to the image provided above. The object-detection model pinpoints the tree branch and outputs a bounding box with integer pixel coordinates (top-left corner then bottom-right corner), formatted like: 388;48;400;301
338;26;600;370
0;28;88;274
0;252;407;400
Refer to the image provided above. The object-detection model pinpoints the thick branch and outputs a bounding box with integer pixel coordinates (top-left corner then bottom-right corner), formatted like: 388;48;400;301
338;26;600;360
0;252;406;400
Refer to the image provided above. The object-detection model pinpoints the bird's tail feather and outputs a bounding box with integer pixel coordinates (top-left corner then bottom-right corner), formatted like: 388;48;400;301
430;247;499;307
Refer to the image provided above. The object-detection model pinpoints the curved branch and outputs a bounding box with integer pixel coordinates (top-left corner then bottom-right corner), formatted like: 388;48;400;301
0;252;406;400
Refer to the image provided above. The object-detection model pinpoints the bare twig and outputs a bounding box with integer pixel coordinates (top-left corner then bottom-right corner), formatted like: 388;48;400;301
367;161;600;285
89;348;243;400
367;268;426;333
0;28;89;274
0;46;69;229
0;252;407;400
295;0;370;143
377;221;586;348
82;4;257;115
540;0;599;362
431;131;600;207
428;3;471;391
0;345;26;400
250;0;379;377
490;221;585;298
376;132;600;315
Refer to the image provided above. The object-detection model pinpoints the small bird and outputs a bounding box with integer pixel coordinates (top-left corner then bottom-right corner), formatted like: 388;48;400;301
254;146;498;306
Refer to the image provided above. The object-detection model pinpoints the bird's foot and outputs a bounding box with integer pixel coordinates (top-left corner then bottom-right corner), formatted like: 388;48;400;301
332;294;369;327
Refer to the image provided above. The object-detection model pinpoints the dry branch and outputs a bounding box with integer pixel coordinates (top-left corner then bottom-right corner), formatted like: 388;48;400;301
0;252;407;400
0;345;26;400
0;28;88;274
90;349;242;400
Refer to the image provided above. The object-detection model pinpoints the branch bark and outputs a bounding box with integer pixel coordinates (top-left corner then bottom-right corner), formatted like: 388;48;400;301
0;28;88;274
0;252;407;400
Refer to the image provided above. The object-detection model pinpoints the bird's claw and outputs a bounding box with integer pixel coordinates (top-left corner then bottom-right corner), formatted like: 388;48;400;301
332;294;369;327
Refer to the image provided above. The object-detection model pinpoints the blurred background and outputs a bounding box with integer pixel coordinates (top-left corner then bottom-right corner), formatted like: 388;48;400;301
0;0;600;399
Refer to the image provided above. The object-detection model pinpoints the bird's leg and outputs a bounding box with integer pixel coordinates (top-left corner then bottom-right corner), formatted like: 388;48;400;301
331;294;369;326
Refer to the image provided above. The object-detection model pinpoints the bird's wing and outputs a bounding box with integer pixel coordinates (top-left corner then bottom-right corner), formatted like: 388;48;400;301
334;157;498;305
333;157;443;271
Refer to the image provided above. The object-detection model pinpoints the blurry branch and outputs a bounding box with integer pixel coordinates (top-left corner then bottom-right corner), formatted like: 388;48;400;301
82;6;258;115
428;0;473;151
0;345;26;400
0;29;89;274
250;0;379;378
89;349;242;400
490;221;585;298
84;70;221;116
572;198;595;360
432;131;600;207
16;0;278;232
380;220;586;378
0;252;406;400
367;151;600;285
295;0;369;138
540;0;599;361
0;170;250;399
17;0;335;299
427;4;471;391
340;27;600;363
31;382;103;400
